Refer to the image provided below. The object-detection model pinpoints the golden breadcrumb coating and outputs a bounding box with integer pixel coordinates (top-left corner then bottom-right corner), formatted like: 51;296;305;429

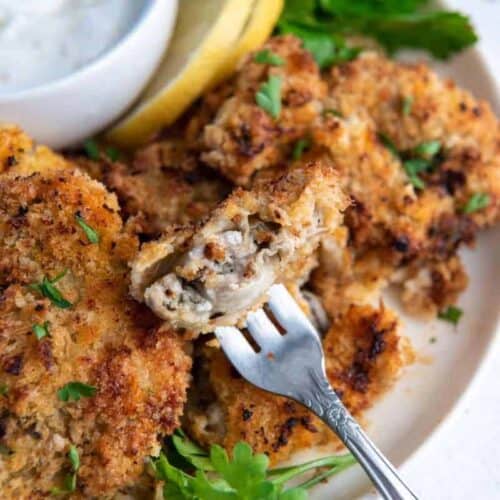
74;144;230;240
0;125;69;176
184;303;404;464
130;157;348;334
201;35;327;185
0;161;191;498
325;51;500;229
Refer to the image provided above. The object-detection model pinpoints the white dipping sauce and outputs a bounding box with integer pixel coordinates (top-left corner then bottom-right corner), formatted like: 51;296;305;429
0;0;145;94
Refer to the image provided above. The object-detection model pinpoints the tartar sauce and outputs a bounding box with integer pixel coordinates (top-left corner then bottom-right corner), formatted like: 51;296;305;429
0;0;145;94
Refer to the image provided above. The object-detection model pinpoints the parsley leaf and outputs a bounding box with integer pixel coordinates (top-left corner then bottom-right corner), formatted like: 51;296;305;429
413;140;441;159
256;75;283;119
29;273;72;309
152;431;356;499
403;158;431;190
323;108;343;118
378;133;399;158
0;384;8;396
51;445;80;495
83;139;100;161
105;147;120;162
278;0;476;63
75;213;100;244
254;49;285;66
438;306;463;325
292;138;311;160
58;382;97;402
32;321;50;340
402;96;413;116
462;193;490;214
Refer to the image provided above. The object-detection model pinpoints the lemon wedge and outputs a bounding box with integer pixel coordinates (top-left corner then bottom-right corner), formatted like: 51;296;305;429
210;0;284;87
106;0;255;148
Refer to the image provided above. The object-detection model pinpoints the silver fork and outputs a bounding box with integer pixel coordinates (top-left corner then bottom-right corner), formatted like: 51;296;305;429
215;284;417;500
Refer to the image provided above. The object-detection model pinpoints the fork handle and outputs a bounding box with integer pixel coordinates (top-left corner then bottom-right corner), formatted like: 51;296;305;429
301;371;418;500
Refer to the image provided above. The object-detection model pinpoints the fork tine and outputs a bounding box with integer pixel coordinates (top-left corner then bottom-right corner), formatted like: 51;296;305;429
214;326;256;368
267;284;320;341
246;309;283;350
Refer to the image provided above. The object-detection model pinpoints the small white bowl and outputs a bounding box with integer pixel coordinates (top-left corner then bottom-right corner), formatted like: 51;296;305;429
0;0;178;149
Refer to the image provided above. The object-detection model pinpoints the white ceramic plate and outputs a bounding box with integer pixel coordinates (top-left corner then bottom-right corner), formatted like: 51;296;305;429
300;44;500;500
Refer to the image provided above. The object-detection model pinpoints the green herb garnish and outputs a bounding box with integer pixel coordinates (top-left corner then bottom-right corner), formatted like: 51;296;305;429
462;193;490;214
277;0;477;65
32;321;50;340
75;214;100;244
0;384;8;396
254;49;285;66
0;444;13;456
51;445;80;495
402;96;413;116
256;75;283;119
403;158;432;190
57;382;97;402
83;140;100;161
105;147;120;162
413;140;441;159
292;138;311;160
438;306;463;325
29;272;72;309
378;133;399;158
152;430;355;499
323;108;343;118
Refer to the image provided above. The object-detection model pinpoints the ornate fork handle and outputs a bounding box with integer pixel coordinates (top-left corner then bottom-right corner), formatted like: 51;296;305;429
295;369;418;500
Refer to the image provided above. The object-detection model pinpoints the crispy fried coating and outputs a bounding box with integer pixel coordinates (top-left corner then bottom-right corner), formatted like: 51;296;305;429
201;35;327;185
325;51;500;229
130;157;347;334
0;125;69;176
184;303;404;464
0;163;191;498
311;52;499;314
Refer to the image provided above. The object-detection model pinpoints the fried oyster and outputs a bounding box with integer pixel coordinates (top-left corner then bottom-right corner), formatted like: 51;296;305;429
0;130;191;498
185;303;405;464
130;157;348;333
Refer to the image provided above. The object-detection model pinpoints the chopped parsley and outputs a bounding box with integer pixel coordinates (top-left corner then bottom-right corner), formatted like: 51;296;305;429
51;445;80;495
402;96;413;116
254;49;285;66
29;272;72;309
83;139;100;161
403;158;431;190
75;213;100;244
32;321;50;340
323;108;343;118
378;132;399;158
462;193;490;214
153;430;355;499
256;75;282;119
413;140;441;159
57;382;97;402
438;306;463;325
105;147;120;162
292;138;311;160
0;384;8;396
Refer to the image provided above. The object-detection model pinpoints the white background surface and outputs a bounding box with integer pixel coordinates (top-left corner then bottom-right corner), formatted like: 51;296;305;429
401;2;500;498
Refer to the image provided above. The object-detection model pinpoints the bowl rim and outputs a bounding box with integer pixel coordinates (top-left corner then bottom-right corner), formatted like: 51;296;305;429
0;0;163;102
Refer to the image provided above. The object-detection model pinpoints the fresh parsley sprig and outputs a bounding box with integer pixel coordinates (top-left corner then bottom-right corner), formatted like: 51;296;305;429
276;0;476;70
32;321;50;340
438;305;463;325
151;430;355;500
